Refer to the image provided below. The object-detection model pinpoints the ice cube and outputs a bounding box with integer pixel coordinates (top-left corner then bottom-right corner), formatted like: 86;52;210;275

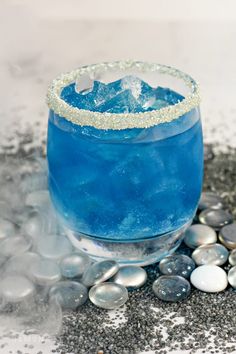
96;89;143;113
75;74;94;94
121;76;142;99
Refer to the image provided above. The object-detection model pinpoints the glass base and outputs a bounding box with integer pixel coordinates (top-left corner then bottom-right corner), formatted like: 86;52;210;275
64;221;191;266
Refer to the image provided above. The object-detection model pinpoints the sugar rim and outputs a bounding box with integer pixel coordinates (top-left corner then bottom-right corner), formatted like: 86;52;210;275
46;60;200;130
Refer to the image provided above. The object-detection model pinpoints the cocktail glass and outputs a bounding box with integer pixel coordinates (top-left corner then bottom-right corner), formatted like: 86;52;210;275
47;60;203;265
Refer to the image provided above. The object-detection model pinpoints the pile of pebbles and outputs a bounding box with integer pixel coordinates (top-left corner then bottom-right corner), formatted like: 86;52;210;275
1;143;236;354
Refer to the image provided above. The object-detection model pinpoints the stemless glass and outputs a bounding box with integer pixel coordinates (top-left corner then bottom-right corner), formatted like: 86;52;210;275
47;61;203;265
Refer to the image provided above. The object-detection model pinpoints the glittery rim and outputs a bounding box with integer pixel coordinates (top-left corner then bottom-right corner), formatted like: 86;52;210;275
46;60;200;130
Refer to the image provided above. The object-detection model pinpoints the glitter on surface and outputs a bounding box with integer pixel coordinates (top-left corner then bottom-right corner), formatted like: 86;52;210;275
46;60;200;130
1;136;236;353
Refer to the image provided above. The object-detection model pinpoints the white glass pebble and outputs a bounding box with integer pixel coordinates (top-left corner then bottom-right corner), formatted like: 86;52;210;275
0;218;15;240
219;223;236;249
228;266;236;288
0;275;35;303
82;260;119;287
190;265;228;292
0;235;32;257
49;281;88;309
111;266;147;289
30;258;61;286
184;224;217;249
192;244;229;266
89;282;128;309
60;252;91;278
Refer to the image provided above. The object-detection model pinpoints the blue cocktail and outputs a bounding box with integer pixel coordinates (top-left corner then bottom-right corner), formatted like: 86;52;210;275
47;61;203;265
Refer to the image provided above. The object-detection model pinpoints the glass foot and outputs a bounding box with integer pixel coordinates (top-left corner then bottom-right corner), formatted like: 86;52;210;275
64;222;191;266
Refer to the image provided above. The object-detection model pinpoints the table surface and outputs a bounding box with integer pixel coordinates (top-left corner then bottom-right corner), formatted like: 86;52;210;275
1;1;236;353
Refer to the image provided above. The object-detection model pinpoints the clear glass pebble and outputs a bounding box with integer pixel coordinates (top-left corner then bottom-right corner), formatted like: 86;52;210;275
152;275;191;302
49;280;88;309
228;266;236;288
4;252;41;276
219;223;236;249
82;260;119;287
190;265;228;292
204;145;214;161
191;243;229;266
229;249;236;266
111;266;147;289
60;252;91;278
159;254;195;278
21;212;45;239
0;235;32;257
199;209;233;230
184;224;217;249
89;282;128;309
198;192;224;211
30;258;61;286
36;234;73;261
0;218;15;240
0;275;35;303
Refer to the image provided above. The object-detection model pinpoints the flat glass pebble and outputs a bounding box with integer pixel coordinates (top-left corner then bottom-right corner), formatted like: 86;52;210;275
199;209;233;230
49;281;88;309
111;266;147;289
4;252;41;276
204;145;214;161
0;218;15;240
229;249;236;266
152;275;191;302
219;223;236;249
82;260;119;287
159;254;195;278
0;235;32;257
184;224;217;249
190;265;228;292
36;234;73;261
89;282;128;309
192;243;229;266
0;275;35;303
198;192;224;211
30;258;61;286
228;266;236;288
60;252;91;278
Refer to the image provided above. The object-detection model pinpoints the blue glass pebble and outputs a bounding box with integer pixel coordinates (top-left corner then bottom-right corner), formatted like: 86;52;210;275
152;275;191;302
159;254;195;278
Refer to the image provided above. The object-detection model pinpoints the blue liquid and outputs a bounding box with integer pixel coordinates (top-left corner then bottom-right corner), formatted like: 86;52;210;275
47;80;203;240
